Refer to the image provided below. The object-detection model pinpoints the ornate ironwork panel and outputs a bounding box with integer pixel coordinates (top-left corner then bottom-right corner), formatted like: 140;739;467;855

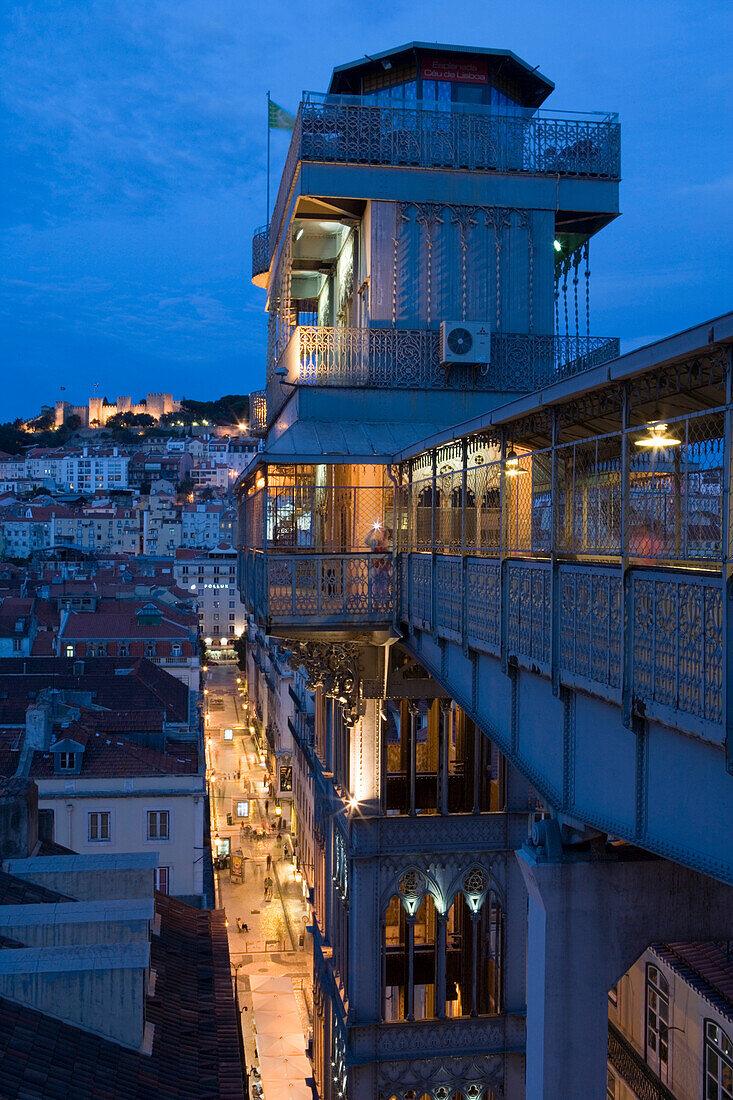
289;326;618;394
466;560;501;653
435;556;463;638
558;566;622;690
251;225;269;278
410;554;433;631
608;1023;678;1100
398;553;409;623
299;99;620;179
631;572;723;727
249;389;267;434
266;553;392;625
506;562;551;667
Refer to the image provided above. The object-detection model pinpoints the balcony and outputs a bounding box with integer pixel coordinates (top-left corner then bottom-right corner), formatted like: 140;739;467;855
243;549;392;632
268;97;620;255
266;325;619;423
251;224;269;285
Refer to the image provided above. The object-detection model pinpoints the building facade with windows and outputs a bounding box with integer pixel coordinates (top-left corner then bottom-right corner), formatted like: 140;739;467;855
22;715;206;904
174;545;246;657
608;944;733;1100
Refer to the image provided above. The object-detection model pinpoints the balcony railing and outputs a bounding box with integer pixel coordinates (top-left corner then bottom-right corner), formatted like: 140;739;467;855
268;99;620;258
251;224;269;279
243;549;392;629
399;554;723;740
608;1023;679;1100
268;326;619;411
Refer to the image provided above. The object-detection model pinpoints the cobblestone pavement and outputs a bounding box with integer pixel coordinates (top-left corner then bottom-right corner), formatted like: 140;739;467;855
205;661;313;1099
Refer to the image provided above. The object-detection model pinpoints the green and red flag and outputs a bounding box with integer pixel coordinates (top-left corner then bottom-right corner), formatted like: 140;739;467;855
268;99;296;131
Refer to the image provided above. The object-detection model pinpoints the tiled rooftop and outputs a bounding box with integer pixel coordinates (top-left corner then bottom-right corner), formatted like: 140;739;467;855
655;942;733;1023
30;721;198;779
0;893;244;1098
0;658;189;725
0;870;74;906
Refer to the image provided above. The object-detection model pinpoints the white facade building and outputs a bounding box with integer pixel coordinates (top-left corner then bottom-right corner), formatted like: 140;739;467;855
174;546;245;655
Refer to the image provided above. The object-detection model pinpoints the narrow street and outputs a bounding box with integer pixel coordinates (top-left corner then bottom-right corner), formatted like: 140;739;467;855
204;661;313;1100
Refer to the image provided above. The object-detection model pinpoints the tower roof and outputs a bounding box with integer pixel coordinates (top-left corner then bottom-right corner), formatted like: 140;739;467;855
328;42;554;108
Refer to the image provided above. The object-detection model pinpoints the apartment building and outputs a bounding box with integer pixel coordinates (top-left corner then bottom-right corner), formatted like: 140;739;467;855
191;460;231;491
608;944;733;1100
181;502;227;548
174;545;245;655
11;698;206;903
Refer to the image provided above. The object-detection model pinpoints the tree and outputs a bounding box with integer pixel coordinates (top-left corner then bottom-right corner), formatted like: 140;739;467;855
27;410;55;431
178;476;195;498
65;413;82;430
233;634;247;671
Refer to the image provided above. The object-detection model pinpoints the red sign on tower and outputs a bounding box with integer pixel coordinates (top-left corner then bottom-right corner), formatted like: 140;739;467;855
421;56;489;84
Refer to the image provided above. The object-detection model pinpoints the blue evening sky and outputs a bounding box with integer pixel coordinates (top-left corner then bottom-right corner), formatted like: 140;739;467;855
1;0;731;419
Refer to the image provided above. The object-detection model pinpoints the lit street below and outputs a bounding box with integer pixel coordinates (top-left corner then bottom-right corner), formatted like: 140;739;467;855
205;660;313;1100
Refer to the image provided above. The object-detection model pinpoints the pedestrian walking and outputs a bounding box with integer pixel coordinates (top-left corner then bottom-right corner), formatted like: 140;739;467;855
264;799;269;817
266;853;272;871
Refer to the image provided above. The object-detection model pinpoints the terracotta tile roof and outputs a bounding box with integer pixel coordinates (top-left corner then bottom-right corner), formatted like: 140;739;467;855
0;870;74;906
60;609;192;642
36;839;76;857
0;658;189;725
0;894;245;1098
0;599;34;639
30;721;198;778
655;942;733;1022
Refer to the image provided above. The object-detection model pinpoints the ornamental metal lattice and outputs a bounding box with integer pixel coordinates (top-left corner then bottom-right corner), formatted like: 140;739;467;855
399;870;424;901
251;225;269;279
463;868;488;899
298;101;620;180
249;390;266;434
291;326;618;394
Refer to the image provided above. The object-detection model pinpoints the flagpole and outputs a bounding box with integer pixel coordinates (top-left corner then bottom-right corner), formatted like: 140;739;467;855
266;90;271;228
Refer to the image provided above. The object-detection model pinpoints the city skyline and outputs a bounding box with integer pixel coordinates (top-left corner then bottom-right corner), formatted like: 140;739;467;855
2;0;732;418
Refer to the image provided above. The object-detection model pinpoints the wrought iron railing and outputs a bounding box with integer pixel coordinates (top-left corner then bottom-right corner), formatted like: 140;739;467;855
608;1023;680;1100
273;326;619;395
400;553;723;741
251;224;269;279
266;99;620;258
249;390;267;435
267;552;392;624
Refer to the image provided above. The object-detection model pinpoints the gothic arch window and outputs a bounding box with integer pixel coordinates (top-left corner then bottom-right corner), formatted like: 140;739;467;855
443;874;504;1018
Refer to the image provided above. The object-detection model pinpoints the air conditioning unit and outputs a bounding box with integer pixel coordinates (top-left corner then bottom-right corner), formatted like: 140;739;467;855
440;321;491;365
